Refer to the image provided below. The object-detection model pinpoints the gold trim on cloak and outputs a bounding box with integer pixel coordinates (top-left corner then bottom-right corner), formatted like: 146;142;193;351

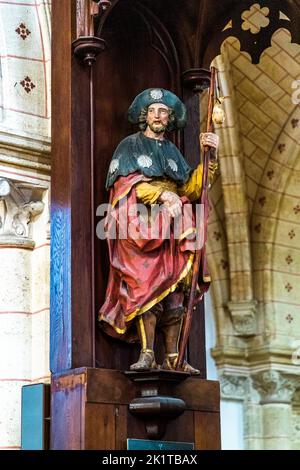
111;186;133;208
98;253;195;335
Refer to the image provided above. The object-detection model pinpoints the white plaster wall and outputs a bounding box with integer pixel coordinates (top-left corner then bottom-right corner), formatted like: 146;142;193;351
220;400;244;450
30;189;50;382
0;248;32;313
0;381;28;449
205;293;244;450
0;314;32;382
0;252;32;449
205;293;218;381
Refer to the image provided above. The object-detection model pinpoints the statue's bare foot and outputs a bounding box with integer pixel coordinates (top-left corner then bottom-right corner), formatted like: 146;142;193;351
130;349;157;371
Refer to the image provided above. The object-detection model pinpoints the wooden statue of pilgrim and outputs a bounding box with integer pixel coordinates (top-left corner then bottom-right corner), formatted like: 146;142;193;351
99;88;219;374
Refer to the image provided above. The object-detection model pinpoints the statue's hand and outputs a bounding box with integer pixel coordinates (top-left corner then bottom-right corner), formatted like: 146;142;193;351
160;190;182;218
200;132;219;151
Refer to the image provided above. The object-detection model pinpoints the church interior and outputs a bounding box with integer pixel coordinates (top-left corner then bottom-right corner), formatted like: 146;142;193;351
0;0;300;450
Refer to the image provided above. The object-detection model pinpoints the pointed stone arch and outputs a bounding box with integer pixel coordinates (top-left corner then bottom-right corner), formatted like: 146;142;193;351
206;45;257;342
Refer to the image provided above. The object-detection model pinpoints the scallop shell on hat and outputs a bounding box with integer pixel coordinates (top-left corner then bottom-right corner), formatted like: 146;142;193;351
150;89;163;100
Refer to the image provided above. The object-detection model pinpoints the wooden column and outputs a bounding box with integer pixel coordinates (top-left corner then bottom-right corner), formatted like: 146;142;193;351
51;0;96;372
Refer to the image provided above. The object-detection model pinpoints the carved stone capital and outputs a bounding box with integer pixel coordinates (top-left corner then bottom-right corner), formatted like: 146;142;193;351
251;370;299;404
0;177;45;247
220;372;249;401
227;300;257;337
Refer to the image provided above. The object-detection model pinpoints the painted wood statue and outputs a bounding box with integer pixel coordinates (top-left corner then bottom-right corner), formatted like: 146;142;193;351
99;88;219;374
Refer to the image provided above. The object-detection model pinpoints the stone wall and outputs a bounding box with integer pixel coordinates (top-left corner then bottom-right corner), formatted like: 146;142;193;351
0;0;51;450
204;13;300;449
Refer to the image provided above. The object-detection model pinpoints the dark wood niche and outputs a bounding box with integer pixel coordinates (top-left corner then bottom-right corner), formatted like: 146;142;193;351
93;0;204;372
51;0;222;450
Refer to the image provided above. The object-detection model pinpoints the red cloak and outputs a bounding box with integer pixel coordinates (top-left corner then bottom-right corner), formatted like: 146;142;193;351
98;173;197;341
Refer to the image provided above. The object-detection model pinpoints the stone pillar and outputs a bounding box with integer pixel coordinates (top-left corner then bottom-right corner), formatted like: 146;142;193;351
243;399;263;450
252;370;299;450
291;390;300;450
0;177;45;449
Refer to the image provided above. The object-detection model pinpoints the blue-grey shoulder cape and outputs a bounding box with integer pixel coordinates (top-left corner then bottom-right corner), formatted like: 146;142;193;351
106;132;192;189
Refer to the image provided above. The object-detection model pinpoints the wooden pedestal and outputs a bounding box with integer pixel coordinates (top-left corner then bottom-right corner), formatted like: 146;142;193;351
51;368;220;450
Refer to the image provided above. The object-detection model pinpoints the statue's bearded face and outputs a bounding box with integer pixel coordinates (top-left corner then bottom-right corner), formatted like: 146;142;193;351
146;103;170;134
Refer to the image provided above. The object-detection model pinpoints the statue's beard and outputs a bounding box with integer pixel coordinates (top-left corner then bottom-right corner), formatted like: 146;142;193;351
148;122;167;134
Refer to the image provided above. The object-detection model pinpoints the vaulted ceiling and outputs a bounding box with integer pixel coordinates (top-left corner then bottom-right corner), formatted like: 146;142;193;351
203;16;300;365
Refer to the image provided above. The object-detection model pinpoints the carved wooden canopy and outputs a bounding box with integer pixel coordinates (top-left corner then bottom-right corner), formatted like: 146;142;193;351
86;0;300;67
